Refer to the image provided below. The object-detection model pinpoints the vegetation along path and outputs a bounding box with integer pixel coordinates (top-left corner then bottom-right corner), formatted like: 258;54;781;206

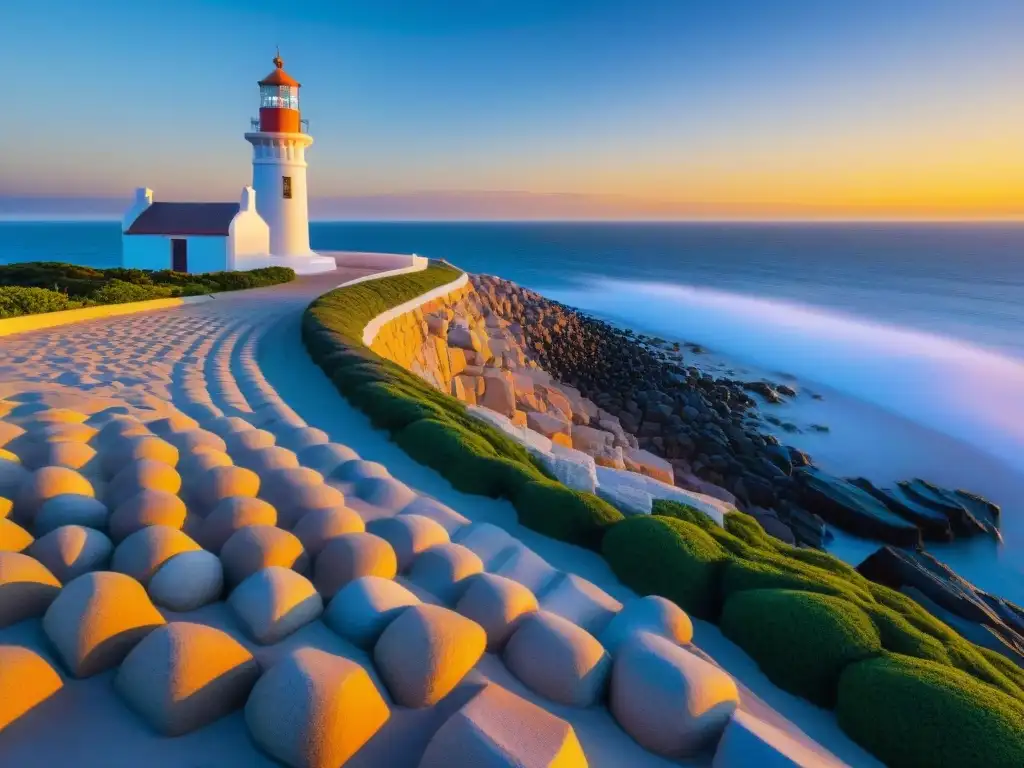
0;263;1002;767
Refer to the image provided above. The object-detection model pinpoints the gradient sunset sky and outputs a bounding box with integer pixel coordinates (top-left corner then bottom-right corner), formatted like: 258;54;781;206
2;0;1023;220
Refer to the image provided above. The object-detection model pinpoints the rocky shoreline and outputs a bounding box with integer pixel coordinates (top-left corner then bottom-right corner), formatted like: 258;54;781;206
470;274;1004;540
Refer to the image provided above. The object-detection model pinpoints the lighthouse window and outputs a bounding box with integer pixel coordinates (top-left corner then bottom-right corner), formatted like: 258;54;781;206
260;85;299;110
282;176;293;199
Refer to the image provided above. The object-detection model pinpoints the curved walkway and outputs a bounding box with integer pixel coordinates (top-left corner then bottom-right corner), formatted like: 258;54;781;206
0;268;876;767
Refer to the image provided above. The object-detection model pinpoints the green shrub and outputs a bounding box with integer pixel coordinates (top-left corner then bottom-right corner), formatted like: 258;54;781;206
652;499;717;529
723;510;780;550
395;418;511;496
837;653;1024;768
602;515;727;619
513;479;623;550
330;362;403;396
0;262;294;316
88;280;175;304
721;558;866;603
0;286;81;318
862;603;951;665
720;589;881;707
348;381;449;433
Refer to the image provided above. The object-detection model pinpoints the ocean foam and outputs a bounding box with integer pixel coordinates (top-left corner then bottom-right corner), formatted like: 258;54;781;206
545;278;1024;475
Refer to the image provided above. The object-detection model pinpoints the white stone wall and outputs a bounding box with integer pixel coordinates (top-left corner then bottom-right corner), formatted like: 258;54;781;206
122;234;228;274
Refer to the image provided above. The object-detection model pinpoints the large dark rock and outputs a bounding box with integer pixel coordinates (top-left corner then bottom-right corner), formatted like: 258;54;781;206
899;479;997;539
857;546;1024;665
848;478;954;542
796;467;921;547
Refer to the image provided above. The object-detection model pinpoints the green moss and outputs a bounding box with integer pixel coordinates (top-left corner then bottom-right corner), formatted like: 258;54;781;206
861;603;952;665
721;558;866;603
0;286;82;318
602;515;727;619
720;589;881;707
348;382;450;433
652;499;717;529
513;479;624;550
723;510;780;550
837;653;1024;768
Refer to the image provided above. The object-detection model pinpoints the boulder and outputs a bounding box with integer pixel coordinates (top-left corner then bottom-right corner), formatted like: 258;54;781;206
323;575;421;649
418;683;587;768
101;435;179;477
328;459;390;483
527;411;571;440
400;496;471;536
198;496;278;554
0;646;64;731
297;443;359;476
274;427;329;453
0;551;61;627
536;445;597;493
16;466;94;523
599;596;693;655
224;428;276;453
115;621;260;736
570;424;615;455
539;573;622;636
480;370;517;417
366;515;449;571
148;550;224;611
108;490;187;543
34;494;109;535
406;542;484;605
712;709;844;768
20;440;97;472
42;571;166;677
229;566;323;645
452;523;517;569
597;482;653;517
257;467;335;527
456;573;539;650
239;446;300;475
28;525;113;583
622;448;674;485
610;632;738;757
353;477;416;512
373;604;486;708
313;533;397;598
111;525;201;586
491;542;561;596
244;647;390;768
797;468;920;547
163;429;228;455
106;460;181;510
220;525;309;588
0;518;33;552
194;466;261;510
503;611;611;707
291;507;365;557
147;414;200;435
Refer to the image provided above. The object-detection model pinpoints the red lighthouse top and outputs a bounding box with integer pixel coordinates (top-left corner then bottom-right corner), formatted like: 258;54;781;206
257;50;302;133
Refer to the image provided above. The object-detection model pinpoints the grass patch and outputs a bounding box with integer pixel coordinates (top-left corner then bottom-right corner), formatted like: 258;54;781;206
838;653;1024;768
0;262;295;319
721;589;882;707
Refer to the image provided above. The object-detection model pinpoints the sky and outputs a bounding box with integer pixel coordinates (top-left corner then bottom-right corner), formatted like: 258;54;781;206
1;0;1023;220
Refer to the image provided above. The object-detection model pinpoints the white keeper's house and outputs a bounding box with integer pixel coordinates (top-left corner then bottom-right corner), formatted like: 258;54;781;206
122;51;335;275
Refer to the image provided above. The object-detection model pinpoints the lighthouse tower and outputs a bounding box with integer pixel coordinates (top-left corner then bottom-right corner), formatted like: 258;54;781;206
244;51;334;273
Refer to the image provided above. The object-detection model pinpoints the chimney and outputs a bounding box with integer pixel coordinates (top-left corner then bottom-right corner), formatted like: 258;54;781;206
135;187;153;206
240;186;256;212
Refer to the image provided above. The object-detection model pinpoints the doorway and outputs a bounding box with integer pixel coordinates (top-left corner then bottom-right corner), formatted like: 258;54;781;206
171;239;188;272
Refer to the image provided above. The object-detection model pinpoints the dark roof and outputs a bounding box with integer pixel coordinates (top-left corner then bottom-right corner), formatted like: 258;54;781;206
125;202;239;236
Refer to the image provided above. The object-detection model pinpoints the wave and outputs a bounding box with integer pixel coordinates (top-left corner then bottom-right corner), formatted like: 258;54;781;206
543;277;1024;475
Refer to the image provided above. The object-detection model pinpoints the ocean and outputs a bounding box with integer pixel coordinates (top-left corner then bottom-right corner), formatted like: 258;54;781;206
3;220;1024;597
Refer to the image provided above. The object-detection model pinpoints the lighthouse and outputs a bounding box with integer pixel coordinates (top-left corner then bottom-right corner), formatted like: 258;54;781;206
243;51;335;273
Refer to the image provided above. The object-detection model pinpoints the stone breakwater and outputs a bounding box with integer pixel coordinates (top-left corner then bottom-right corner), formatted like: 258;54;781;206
368;272;822;546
